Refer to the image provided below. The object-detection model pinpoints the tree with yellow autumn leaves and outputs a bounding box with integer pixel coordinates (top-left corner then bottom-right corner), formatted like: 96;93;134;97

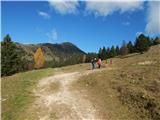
34;47;45;69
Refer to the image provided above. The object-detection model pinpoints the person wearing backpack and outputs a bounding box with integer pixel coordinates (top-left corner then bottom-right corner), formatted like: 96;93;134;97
91;58;94;69
97;57;102;68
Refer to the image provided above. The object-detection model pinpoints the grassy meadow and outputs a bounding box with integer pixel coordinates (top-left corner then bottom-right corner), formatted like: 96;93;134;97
1;68;56;120
1;62;90;120
1;45;160;120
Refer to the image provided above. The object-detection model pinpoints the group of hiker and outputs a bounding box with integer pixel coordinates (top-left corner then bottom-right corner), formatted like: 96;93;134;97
91;57;112;70
91;58;101;69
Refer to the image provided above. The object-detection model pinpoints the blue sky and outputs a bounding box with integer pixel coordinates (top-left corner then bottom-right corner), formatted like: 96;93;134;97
1;1;160;52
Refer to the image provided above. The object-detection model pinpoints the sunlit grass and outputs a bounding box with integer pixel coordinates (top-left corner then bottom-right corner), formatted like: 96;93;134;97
1;68;55;120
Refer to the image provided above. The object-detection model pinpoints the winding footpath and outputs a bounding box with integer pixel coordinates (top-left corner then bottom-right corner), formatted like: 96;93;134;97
30;70;101;120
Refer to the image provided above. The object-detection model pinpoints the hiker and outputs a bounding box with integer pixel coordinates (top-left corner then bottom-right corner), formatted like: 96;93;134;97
97;57;102;68
91;59;95;69
94;58;97;69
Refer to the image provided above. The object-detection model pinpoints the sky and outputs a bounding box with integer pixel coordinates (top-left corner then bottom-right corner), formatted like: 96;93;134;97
1;0;160;52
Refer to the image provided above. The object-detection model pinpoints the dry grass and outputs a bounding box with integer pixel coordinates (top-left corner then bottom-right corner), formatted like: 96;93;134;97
72;68;139;120
2;45;160;120
72;45;160;120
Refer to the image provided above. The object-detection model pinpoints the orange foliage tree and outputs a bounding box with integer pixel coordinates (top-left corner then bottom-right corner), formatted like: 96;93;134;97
34;47;45;69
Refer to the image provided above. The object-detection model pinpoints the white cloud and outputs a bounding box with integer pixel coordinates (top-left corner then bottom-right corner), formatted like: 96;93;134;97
122;21;130;26
46;29;58;43
85;1;144;17
145;1;160;34
48;0;79;15
38;11;50;19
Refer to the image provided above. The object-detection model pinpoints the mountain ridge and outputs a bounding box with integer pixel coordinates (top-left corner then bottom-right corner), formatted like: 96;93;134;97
15;42;86;69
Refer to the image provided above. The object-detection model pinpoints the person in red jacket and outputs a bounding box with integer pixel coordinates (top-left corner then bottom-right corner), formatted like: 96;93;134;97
97;57;102;68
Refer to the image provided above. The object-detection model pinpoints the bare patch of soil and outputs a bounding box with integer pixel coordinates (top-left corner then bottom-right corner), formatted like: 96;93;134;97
25;70;103;120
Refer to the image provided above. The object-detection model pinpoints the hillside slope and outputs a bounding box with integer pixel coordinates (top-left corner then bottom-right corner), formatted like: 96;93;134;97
74;45;160;120
2;45;160;120
16;42;86;69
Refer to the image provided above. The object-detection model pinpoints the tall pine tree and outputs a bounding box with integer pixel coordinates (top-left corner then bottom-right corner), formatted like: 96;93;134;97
1;34;24;76
101;47;107;60
120;41;128;56
127;41;134;53
115;46;120;56
98;47;102;59
110;45;116;58
106;47;111;58
135;34;150;54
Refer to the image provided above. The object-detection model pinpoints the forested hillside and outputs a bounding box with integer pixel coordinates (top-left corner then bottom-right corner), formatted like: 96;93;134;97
16;42;86;69
1;35;86;76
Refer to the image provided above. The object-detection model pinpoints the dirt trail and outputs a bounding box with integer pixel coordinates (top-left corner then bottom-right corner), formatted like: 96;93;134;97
29;69;104;120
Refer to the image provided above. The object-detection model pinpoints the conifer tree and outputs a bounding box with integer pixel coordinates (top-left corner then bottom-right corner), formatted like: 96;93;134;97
120;41;128;55
135;34;150;54
1;34;24;76
115;46;120;56
127;41;134;53
101;47;107;60
85;52;97;63
153;37;160;45
106;47;111;58
98;47;102;59
110;45;116;57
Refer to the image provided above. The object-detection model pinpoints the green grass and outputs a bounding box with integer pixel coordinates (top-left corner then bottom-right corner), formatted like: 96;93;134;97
57;63;89;73
1;63;89;120
1;68;55;120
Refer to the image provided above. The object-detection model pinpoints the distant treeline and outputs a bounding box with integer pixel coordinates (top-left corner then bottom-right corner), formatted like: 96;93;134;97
85;34;160;62
1;34;160;76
